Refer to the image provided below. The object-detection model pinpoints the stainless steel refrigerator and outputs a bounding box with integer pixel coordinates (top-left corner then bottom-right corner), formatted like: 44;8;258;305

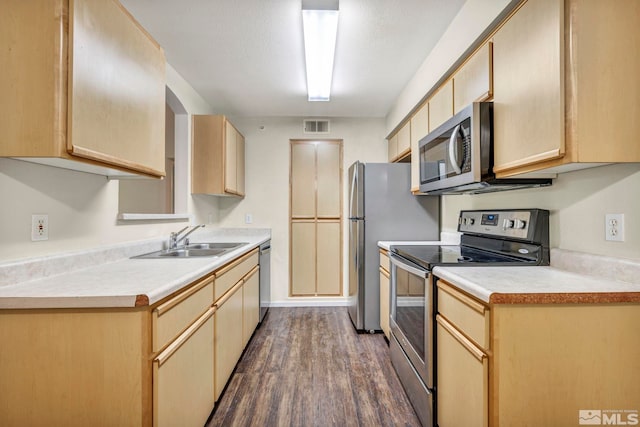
348;161;439;332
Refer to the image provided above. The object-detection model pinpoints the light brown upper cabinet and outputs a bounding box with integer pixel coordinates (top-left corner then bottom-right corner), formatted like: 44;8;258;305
387;122;411;163
492;0;565;176
453;43;493;115
492;0;640;177
192;115;246;197
0;0;166;178
387;133;399;162
428;80;454;132
410;102;429;192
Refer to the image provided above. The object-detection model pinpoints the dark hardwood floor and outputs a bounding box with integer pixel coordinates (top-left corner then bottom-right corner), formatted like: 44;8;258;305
207;307;421;427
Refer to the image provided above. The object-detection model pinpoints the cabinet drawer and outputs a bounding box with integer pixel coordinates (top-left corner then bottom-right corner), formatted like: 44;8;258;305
437;280;489;350
153;307;216;427
152;277;214;352
214;249;259;300
379;249;390;273
436;315;488;427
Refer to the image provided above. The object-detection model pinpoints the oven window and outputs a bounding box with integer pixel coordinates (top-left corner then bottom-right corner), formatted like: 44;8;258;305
395;268;425;359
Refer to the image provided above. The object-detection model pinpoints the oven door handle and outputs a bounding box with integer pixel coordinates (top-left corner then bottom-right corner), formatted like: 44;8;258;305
390;254;428;278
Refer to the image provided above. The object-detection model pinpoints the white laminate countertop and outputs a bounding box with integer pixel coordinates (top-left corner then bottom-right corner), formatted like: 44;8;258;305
0;229;270;309
433;265;640;304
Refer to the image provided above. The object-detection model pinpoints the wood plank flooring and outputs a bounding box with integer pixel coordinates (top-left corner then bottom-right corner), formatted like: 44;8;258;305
207;307;421;427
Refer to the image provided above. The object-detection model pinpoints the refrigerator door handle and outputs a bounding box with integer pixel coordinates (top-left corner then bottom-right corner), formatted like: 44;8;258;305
349;166;357;219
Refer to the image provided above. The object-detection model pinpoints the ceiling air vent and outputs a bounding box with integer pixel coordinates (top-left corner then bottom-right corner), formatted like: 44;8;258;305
303;119;330;134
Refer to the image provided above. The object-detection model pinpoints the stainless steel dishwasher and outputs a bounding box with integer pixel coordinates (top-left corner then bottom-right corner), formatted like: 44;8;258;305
259;241;271;324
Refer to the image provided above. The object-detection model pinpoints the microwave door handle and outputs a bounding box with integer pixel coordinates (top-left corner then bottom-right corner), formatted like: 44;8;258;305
448;124;462;174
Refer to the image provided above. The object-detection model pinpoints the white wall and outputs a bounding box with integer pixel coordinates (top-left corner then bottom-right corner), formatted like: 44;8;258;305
0;64;215;262
442;164;640;260
213;116;388;304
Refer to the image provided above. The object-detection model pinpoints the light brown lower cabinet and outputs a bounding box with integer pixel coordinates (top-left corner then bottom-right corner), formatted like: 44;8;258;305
379;267;390;339
213;262;260;400
436;279;640;427
0;249;261;426
436;315;488;427
214;283;244;401
379;249;391;339
153;307;216;427
242;267;260;347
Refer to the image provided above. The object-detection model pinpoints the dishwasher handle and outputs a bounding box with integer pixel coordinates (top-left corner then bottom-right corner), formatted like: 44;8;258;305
260;245;271;255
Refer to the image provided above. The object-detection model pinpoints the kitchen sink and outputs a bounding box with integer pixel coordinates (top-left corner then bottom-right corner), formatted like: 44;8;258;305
132;242;247;259
185;242;247;250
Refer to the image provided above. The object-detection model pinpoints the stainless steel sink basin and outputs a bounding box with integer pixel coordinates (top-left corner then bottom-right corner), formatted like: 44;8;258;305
186;242;247;250
132;242;247;259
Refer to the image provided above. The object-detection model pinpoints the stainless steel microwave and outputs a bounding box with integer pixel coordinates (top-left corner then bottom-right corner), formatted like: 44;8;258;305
418;102;551;195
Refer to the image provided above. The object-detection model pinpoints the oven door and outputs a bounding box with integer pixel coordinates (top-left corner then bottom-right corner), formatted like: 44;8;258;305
389;253;433;390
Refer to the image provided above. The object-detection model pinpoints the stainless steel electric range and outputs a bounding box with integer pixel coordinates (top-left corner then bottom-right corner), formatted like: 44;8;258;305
388;209;550;427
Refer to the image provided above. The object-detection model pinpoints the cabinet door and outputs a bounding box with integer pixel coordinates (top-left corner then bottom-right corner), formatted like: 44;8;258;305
396;122;411;159
154;308;215;427
291;143;316;218
69;0;166;177
290;221;316;295
215;288;243;400
236;131;245;196
492;0;564;175
316;143;341;218
242;268;260;347
410;103;429;192
436;315;488;427
379;267;390;339
428;80;453;131
387;134;398;162
224;120;238;194
454;43;493;114
316;221;341;296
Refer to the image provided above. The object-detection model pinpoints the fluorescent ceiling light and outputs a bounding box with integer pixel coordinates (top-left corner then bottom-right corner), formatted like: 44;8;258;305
302;0;339;102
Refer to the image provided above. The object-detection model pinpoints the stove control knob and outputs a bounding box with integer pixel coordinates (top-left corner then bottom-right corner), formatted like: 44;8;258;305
503;219;515;229
514;219;527;229
468;218;475;225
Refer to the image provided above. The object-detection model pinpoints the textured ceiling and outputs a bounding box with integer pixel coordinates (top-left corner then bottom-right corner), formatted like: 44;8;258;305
120;0;466;118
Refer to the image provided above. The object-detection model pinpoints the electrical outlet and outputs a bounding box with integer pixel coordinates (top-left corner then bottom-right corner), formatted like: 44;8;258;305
605;213;624;242
31;214;49;241
245;213;253;224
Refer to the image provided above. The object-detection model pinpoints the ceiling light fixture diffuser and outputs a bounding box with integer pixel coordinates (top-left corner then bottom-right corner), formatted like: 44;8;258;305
302;0;339;102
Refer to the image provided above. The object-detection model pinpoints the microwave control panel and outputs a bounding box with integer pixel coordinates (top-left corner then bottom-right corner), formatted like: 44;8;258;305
458;209;535;240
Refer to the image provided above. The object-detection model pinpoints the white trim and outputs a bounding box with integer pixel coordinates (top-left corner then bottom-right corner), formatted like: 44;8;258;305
270;298;349;307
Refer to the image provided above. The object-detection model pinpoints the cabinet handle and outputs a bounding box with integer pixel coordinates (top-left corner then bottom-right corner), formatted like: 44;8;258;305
438;281;486;314
379;266;390;278
214;278;244;308
154;306;216;367
436;314;486;362
215;248;259;278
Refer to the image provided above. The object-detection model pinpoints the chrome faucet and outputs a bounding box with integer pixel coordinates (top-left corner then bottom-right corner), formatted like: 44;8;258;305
169;224;205;249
